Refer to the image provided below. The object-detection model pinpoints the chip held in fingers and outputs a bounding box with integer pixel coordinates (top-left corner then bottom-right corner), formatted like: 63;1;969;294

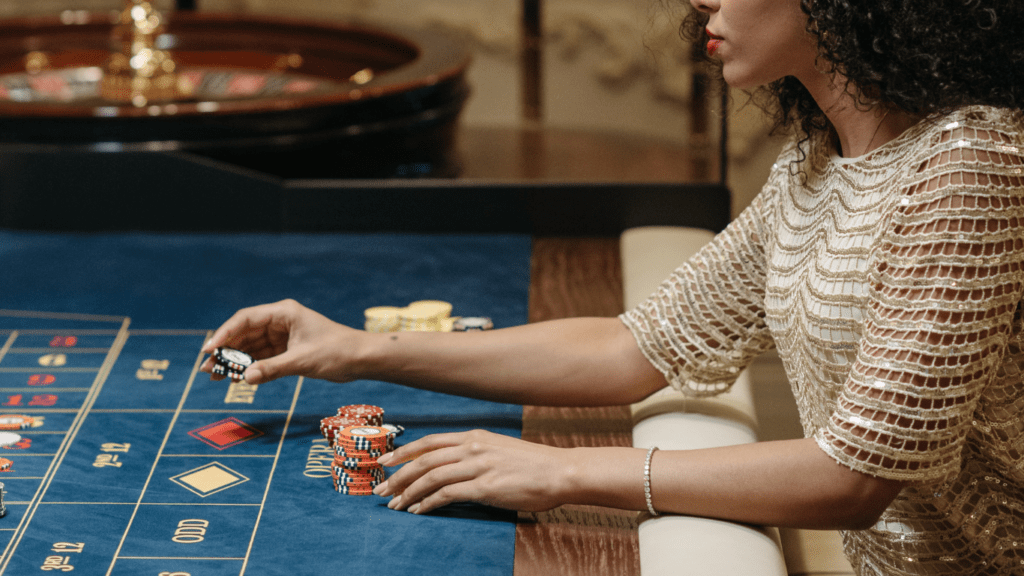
212;347;254;381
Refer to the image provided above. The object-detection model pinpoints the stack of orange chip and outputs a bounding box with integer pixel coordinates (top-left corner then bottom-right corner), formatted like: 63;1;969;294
319;405;405;495
332;425;390;494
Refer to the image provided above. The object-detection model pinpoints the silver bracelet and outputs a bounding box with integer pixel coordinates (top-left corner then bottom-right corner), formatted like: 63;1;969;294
644;446;659;516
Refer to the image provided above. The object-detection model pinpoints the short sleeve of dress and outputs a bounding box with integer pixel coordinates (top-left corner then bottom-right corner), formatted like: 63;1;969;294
817;114;1024;483
619;186;777;396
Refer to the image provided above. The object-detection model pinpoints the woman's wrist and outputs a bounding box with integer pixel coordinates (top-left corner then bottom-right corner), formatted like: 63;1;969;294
560;447;651;511
345;330;394;381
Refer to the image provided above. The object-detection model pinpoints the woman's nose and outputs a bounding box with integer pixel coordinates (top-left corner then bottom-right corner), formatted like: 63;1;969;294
689;0;718;14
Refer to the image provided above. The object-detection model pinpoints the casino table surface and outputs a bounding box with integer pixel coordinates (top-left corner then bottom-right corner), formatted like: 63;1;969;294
0;230;638;576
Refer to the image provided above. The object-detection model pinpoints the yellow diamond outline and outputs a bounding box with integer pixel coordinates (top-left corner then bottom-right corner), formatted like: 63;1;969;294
170;461;249;498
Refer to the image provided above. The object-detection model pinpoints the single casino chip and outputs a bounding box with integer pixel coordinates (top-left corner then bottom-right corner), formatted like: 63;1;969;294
333;473;385;485
334;444;385;459
332;472;383;485
331;471;380;483
332;454;384;468
335;436;388;452
337;404;384;421
334;433;389;448
0;415;34;431
336;457;384;471
344;466;384;478
332;472;384;484
335;438;386;452
332;462;384;475
334;412;383;428
452;317;494;331
215;347;253;368
334;483;377;495
211;364;245;381
332;469;384;483
321;415;367;431
334;483;379;494
0;433;22;448
407;300;453;317
0;458;12;471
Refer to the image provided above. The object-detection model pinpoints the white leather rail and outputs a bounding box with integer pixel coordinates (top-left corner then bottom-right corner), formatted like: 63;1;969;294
622;226;788;576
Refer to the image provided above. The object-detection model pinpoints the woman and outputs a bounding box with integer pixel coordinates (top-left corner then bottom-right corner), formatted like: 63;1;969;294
201;0;1024;573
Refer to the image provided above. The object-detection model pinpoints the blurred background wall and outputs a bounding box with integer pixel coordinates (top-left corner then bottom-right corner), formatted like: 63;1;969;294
1;0;785;215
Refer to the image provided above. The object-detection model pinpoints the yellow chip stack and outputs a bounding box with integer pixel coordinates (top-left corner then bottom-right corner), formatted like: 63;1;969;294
364;300;455;333
364;306;402;333
400;300;454;332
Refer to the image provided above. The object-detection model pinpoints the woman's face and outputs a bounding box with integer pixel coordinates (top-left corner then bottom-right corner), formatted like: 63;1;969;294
690;0;820;89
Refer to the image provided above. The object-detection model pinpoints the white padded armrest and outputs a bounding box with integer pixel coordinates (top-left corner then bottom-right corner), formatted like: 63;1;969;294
632;410;787;576
621;226;715;310
623;226;787;576
639;517;787;576
631;370;759;433
632;407;786;576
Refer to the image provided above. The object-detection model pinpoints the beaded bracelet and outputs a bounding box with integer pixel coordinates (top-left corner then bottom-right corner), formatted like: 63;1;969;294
644;446;659;516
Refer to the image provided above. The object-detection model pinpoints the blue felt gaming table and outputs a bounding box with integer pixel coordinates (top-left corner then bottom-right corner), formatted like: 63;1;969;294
0;230;531;575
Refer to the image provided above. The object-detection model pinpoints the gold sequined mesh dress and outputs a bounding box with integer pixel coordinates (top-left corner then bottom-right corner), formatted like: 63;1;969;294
621;106;1024;575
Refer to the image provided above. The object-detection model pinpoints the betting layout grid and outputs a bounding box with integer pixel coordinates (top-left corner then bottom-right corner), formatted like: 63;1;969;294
0;308;509;576
0;231;531;575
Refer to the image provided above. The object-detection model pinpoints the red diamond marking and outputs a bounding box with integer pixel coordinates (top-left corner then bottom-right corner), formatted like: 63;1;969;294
189;417;263;450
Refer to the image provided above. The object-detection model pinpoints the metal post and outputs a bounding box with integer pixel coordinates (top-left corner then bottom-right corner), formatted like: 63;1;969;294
719;82;729;186
521;0;542;121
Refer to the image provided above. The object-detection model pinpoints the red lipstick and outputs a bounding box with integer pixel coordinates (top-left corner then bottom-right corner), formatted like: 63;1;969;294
706;29;723;56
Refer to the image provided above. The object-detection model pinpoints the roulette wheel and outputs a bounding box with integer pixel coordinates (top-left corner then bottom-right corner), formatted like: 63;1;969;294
0;2;470;180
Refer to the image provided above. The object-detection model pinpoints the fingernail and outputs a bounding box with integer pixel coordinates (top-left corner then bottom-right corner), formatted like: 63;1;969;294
373;480;389;495
377;453;394;465
203;340;213;351
388;495;402;509
408;503;420;514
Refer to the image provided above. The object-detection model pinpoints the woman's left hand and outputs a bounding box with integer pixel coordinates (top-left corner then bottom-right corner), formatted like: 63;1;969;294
373;429;572;514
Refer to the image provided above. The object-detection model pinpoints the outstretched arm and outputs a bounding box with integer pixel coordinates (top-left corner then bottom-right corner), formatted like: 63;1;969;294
201;298;667;407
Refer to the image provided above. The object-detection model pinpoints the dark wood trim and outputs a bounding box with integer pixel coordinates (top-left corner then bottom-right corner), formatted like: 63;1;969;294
517;237;639;576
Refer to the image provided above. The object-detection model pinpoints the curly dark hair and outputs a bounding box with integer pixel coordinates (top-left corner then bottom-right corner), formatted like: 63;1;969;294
680;0;1024;138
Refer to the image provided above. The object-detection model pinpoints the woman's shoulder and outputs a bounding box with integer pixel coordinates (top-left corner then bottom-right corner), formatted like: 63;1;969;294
915;105;1024;153
903;106;1024;180
941;105;1024;130
894;106;1024;216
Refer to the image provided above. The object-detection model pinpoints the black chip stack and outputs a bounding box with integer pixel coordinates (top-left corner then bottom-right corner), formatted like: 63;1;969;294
213;347;254;381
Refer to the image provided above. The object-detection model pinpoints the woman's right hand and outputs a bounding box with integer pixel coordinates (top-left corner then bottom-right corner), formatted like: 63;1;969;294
200;299;362;385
